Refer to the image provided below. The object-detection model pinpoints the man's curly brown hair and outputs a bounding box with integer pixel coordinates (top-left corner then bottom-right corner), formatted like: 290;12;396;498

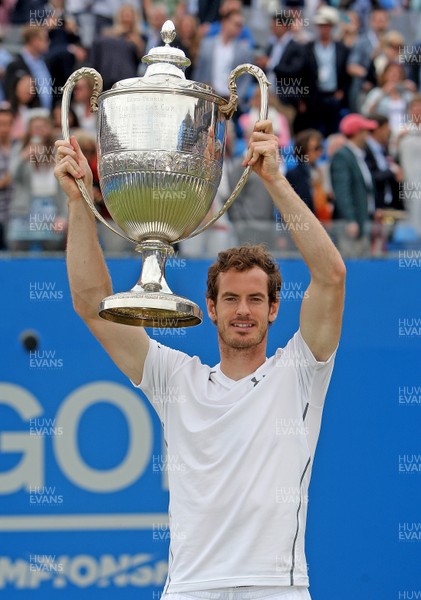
206;245;282;305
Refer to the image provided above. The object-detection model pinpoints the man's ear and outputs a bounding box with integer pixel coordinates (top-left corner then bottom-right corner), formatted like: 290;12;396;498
268;299;280;323
206;297;217;323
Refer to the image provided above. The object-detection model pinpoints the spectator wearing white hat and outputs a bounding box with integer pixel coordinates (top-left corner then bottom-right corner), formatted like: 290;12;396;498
306;6;351;136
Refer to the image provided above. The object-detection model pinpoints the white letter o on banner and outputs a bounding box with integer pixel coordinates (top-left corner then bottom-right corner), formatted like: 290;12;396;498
54;382;152;492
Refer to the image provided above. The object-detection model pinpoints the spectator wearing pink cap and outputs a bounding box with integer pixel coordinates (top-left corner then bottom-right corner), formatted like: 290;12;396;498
330;113;376;256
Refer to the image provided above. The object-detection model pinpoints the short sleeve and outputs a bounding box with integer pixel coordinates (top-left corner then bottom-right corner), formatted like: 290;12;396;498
277;329;337;409
131;339;192;421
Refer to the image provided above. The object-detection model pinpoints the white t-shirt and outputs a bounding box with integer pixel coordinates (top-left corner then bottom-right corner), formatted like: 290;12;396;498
134;330;336;594
212;37;235;97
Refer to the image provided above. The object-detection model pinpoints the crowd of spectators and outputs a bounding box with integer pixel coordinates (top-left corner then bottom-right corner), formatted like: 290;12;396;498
0;0;421;256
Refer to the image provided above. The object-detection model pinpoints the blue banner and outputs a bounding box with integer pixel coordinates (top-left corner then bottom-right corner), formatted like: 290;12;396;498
0;256;420;599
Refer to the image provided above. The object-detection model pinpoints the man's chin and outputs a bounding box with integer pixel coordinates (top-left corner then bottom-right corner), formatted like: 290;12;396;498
220;330;266;350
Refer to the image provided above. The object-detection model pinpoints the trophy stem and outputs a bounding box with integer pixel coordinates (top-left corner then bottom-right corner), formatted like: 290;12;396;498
98;240;202;327
133;240;174;294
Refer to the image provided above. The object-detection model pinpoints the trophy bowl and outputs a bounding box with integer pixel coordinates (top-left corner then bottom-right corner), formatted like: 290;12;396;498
61;20;269;327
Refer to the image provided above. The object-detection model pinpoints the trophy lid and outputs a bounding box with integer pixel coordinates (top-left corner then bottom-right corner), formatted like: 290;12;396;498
141;20;190;79
110;20;226;105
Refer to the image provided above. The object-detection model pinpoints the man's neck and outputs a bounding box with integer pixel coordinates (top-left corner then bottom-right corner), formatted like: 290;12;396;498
218;338;267;380
348;138;364;151
368;134;383;148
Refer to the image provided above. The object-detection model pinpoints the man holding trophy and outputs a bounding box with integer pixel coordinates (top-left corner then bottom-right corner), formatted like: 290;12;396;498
54;20;345;600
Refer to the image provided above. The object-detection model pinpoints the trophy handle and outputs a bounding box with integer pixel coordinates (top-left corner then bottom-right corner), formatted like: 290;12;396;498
61;68;133;242
176;64;270;243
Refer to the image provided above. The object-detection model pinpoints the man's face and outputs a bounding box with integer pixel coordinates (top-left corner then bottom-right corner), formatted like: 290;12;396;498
307;136;323;165
370;10;389;34
32;31;49;55
206;267;279;351
272;18;289;38
317;23;334;41
376;122;390;146
354;128;369;148
223;14;244;40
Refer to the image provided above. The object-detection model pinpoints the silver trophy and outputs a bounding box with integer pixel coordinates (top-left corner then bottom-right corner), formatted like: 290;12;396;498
61;20;269;327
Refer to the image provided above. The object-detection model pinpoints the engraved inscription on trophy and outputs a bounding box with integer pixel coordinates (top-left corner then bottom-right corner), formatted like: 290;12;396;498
100;94;201;153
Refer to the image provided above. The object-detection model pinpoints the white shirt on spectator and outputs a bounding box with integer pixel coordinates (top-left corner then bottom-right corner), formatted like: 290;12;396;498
212;36;235;97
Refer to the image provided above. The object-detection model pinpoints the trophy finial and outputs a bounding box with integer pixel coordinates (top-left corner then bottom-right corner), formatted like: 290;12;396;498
161;20;176;45
142;18;190;73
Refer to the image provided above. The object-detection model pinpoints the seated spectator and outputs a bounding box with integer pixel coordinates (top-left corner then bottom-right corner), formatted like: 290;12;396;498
103;4;144;57
189;0;231;34
90;5;143;91
402;42;421;92
0;0;16;27
205;0;255;48
223;121;278;250
347;8;390;112
330;113;377;257
0;105;15;249
321;132;346;205
51;102;79;139
9;73;38;141
364;113;404;211
143;4;168;54
398;94;421;237
361;62;416;135
193;9;254;112
172;13;202;80
287;129;333;223
45;3;88;105
261;13;313;134
70;77;96;135
7;113;67;251
372;31;406;81
46;0;80;50
239;88;291;150
66;0;97;49
0;26;13;103
4;25;53;112
336;11;360;49
91;0;136;37
10;0;46;25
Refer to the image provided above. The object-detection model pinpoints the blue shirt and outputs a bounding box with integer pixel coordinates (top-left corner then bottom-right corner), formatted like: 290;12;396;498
314;42;337;92
21;49;52;110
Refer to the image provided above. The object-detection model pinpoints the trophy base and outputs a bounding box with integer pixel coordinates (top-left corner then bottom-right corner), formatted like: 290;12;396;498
98;291;202;327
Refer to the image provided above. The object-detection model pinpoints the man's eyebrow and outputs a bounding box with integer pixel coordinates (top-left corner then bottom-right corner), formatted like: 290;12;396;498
220;291;266;298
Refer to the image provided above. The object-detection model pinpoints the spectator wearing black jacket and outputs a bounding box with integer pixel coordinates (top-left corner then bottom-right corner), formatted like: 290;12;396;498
257;14;315;133
364;113;404;211
4;25;52;111
286;129;325;215
307;6;351;136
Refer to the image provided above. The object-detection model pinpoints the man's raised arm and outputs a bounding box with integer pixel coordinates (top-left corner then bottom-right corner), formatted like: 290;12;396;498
243;121;346;361
54;136;149;385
